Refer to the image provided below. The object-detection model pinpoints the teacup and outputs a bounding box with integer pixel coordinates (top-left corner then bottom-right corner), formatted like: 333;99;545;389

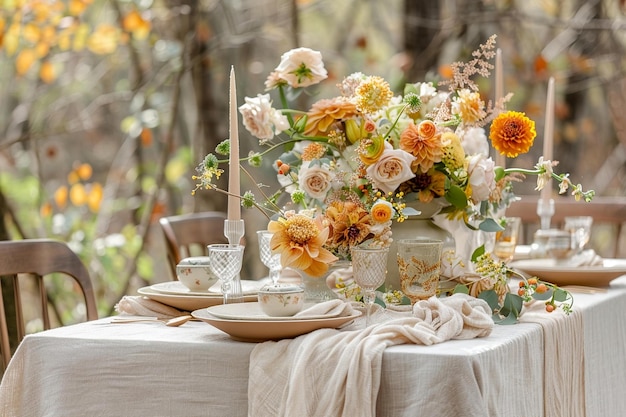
176;256;219;291
257;284;305;317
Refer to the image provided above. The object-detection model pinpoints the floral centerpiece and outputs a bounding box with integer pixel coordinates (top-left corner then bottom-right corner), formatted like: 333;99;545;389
193;36;593;317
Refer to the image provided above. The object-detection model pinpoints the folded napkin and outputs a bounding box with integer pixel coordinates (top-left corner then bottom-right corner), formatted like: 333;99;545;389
115;296;185;319
248;294;493;417
564;249;603;267
293;299;356;318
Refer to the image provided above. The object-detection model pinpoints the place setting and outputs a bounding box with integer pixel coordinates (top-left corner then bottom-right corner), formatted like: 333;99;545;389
508;216;626;287
137;245;263;311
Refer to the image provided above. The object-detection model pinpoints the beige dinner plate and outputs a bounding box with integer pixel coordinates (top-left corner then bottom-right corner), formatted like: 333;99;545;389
509;258;626;287
137;286;257;311
149;280;264;297
191;307;361;342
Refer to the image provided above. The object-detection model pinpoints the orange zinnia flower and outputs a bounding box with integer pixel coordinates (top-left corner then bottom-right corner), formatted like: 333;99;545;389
489;111;536;158
268;214;338;277
304;97;358;137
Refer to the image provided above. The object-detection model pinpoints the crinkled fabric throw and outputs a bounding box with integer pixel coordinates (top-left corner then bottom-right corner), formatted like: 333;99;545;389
248;293;494;417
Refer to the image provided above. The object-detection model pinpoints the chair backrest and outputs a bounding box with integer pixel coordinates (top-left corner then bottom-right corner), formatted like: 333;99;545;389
0;239;98;370
506;196;626;258
158;211;229;279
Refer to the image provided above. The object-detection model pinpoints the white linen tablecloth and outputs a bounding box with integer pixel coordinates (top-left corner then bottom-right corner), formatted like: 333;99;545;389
1;277;625;417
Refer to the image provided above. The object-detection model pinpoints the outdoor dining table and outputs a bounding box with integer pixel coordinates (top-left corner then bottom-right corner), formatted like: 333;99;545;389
0;276;625;417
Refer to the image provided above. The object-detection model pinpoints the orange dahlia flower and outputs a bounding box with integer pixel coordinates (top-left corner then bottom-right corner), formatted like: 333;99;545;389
304;97;358;137
268;214;338;277
324;201;372;250
489;111;536;158
399;122;444;173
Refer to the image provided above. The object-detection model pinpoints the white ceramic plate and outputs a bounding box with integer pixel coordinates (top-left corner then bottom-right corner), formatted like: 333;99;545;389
150;280;264;296
192;308;361;342
509;258;626;287
206;302;339;321
137;286;257;311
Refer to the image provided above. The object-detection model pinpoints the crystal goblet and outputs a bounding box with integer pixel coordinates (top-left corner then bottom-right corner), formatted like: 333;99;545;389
350;247;389;327
207;244;245;304
257;230;282;286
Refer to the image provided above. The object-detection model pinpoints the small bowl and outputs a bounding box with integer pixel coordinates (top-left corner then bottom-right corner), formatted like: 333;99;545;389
176;257;218;291
257;284;305;317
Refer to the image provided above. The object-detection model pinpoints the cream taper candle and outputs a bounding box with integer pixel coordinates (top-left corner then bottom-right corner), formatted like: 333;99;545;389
227;66;241;221
494;48;505;168
540;77;555;201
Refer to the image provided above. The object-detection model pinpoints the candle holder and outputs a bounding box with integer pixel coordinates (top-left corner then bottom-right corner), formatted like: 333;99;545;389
536;198;555;230
224;219;245;303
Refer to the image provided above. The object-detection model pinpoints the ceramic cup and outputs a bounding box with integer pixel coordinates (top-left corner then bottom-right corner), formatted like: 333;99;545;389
257;283;305;317
396;238;443;304
176;256;219;291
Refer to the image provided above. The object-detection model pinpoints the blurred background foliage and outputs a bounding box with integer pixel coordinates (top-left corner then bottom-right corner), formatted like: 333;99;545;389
0;0;624;321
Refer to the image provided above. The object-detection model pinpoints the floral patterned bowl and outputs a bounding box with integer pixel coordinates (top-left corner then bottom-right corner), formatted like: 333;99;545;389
176;256;218;292
257;284;304;317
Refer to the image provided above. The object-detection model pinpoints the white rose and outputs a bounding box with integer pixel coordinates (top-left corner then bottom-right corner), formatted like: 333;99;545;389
274;47;328;88
239;94;288;142
467;154;496;203
457;126;489;157
298;161;333;201
365;142;416;194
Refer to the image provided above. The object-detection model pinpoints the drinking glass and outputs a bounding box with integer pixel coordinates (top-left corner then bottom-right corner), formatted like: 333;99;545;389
207;244;245;304
564;216;593;253
494;217;521;262
257;230;282;286
396;239;443;304
350;247;389;327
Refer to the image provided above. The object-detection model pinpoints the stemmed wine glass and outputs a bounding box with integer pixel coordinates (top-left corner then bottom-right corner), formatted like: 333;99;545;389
207;244;245;304
350;247;389;327
257;230;282;286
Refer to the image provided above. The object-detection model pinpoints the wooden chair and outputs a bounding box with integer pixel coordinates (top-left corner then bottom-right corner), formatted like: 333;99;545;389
506;195;626;258
0;239;98;370
158;211;229;280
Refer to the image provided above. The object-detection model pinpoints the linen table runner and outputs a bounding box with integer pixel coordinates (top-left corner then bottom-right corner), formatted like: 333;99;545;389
248;294;494;417
520;301;585;417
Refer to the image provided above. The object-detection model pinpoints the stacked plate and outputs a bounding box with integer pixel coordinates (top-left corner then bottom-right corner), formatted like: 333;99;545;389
192;302;362;342
137;280;263;311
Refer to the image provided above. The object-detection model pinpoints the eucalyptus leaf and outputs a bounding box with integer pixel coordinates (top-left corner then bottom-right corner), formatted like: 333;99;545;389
502;293;523;317
478;290;500;311
478;218;504;232
553;288;569;302
494;311;519;325
402;207;421;216
453;284;469;294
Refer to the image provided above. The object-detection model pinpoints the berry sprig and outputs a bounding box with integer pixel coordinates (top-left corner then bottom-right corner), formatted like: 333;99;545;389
517;277;573;314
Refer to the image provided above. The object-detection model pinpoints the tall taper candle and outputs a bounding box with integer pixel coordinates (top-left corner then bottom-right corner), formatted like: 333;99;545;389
494;48;505;168
228;66;241;221
540;77;555;201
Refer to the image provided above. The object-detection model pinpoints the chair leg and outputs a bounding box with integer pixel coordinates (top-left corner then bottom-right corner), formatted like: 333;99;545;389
0;280;11;370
